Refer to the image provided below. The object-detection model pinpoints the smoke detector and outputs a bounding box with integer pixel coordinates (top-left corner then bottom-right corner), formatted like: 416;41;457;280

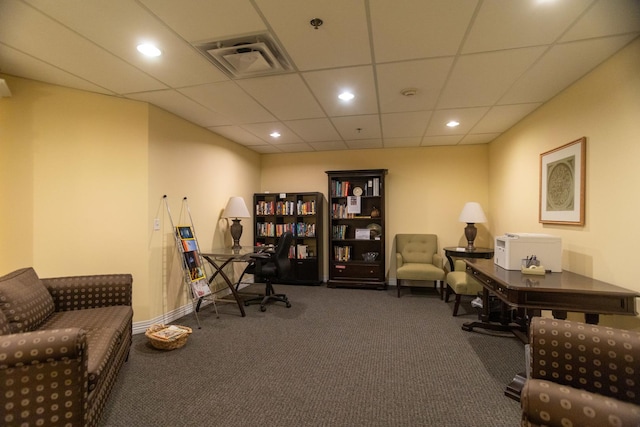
400;88;418;97
196;33;293;79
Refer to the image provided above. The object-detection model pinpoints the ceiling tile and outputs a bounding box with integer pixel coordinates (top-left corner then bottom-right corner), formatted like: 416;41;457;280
345;139;383;149
381;111;431;138
309;141;348;151
274;143;315;153
127;89;232;127
421;135;464;146
462;0;592;54
438;47;546;109
179;82;275;124
383;137;422;148
460;133;500;145
0;0;166;94
255;0;370;70
139;0;267;43
283;118;341;142
426;107;489;136
25;0;229;88
241;122;302;144
471;103;541;134
237;74;325;120
208;126;268;146
369;0;478;62
377;57;454;113
500;35;637;104
561;0;640;42
303;66;377;116
251;144;282;154
331;115;381;140
0;45;114;95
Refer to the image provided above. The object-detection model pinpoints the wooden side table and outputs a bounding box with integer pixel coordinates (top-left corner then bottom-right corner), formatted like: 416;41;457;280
443;247;494;272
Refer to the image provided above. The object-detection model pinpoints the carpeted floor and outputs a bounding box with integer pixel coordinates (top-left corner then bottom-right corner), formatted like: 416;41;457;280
100;284;524;426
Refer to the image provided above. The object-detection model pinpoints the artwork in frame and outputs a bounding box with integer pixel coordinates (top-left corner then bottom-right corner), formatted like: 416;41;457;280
539;137;586;225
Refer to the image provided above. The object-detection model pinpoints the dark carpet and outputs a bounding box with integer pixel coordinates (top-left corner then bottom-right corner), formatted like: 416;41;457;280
100;284;524;426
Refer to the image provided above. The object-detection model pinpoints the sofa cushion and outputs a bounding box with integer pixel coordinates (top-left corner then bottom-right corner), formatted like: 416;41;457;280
39;305;133;392
0;309;10;335
0;267;55;333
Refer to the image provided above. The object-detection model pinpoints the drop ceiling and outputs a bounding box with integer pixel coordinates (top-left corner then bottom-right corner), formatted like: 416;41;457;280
1;0;638;154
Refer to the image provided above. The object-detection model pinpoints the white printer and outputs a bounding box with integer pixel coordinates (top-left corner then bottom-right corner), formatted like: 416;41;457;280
494;233;562;272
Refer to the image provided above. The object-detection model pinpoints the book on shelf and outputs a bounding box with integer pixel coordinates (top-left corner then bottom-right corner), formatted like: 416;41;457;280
333;245;352;261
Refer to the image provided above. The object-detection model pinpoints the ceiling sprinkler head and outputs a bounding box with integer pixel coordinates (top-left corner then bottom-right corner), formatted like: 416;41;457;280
400;88;418;97
310;18;323;29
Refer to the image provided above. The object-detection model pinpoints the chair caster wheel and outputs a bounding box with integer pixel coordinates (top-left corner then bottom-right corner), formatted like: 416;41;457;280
260;305;267;312
286;302;291;308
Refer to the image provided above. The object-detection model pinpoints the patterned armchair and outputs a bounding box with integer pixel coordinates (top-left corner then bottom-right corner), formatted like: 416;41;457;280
521;317;640;427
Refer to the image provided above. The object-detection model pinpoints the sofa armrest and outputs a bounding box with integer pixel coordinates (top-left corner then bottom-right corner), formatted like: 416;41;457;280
529;317;640;404
0;328;89;425
42;273;133;311
395;253;403;268
521;379;640;427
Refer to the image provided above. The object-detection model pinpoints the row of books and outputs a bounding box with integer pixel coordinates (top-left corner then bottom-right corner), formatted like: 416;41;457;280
256;222;316;237
330;178;381;197
254;243;313;260
333;246;353;261
255;200;317;216
331;203;357;219
332;224;348;239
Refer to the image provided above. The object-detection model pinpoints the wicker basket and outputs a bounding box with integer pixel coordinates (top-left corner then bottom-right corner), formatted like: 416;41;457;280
145;324;192;350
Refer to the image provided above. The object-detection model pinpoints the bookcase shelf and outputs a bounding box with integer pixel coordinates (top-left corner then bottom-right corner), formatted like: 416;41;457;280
253;192;324;285
326;169;387;290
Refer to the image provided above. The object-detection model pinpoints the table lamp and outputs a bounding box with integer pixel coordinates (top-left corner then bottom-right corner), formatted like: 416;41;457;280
458;202;487;251
223;196;250;250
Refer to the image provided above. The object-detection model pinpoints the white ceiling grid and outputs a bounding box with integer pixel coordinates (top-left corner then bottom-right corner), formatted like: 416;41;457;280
0;0;638;153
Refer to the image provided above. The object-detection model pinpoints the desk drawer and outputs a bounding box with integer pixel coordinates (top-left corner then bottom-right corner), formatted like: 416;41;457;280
468;267;518;304
332;262;381;280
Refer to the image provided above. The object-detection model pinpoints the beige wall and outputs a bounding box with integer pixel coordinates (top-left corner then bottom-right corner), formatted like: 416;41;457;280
260;144;490;281
489;38;640;329
0;75;261;322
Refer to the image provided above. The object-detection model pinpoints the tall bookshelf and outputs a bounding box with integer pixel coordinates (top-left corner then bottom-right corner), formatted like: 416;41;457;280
253;192;324;285
326;169;387;289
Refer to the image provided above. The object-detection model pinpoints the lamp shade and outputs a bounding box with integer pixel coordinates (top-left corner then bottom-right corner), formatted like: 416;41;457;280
458;202;487;223
223;196;250;219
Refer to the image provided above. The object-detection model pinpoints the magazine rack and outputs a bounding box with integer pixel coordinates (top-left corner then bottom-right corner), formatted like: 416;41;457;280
164;196;218;328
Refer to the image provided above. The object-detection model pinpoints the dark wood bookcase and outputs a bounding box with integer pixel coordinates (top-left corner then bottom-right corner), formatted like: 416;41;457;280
253;192;324;285
326;169;387;289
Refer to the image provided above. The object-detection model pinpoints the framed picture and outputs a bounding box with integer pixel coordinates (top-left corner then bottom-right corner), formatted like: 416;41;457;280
539;137;586;225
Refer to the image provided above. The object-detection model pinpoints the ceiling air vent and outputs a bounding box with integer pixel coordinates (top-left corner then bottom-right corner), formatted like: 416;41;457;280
197;33;293;79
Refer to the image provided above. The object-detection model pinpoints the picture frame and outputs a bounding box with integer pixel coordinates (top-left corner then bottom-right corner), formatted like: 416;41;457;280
539;137;586;225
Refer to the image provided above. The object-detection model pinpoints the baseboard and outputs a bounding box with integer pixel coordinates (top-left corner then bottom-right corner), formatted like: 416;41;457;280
132;297;217;335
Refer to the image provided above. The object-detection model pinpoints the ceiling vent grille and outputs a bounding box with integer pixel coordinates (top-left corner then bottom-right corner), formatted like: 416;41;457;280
197;33;293;79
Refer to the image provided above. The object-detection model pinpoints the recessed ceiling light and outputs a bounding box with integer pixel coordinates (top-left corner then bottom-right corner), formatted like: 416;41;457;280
270;132;281;138
137;43;162;57
446;120;460;128
338;91;355;101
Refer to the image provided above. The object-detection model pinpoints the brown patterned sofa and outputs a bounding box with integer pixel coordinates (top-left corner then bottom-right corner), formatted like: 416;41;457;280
521;317;640;427
0;267;133;427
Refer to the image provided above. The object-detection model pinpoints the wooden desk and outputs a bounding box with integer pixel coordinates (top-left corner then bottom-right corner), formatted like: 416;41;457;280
463;258;639;337
443;247;494;272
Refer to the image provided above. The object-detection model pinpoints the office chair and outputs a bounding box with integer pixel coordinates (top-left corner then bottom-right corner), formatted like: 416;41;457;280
242;231;294;312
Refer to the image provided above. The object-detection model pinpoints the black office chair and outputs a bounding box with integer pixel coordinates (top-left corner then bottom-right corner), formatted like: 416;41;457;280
241;231;294;312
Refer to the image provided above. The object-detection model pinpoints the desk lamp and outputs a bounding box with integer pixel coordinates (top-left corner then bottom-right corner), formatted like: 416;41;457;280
458;202;487;251
223;196;250;250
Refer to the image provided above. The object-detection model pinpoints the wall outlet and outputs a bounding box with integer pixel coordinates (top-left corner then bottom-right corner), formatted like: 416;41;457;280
153;218;160;231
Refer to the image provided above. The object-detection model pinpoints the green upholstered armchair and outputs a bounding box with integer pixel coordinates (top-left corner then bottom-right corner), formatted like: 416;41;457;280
521;317;640;427
445;259;484;316
395;234;445;298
